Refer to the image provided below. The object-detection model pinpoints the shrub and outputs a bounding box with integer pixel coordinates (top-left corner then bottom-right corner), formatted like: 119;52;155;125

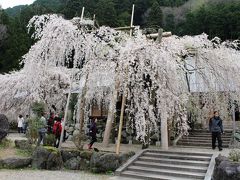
31;102;45;116
44;134;56;146
9;121;17;130
0;138;12;149
26;117;39;144
229;149;240;162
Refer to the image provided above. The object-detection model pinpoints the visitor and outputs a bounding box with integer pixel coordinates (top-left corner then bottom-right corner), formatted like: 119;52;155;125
88;118;98;150
37;112;47;146
23;115;29;134
47;112;55;134
209;111;224;151
17;115;24;133
53;117;62;148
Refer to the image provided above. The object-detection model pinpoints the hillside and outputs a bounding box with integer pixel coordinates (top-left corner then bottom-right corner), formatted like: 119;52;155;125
0;0;239;74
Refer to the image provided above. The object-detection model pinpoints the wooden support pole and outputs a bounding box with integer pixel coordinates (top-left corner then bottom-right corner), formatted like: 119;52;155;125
146;32;172;39
116;93;127;155
114;26;135;31
115;4;134;155
157;28;163;43
232;101;236;147
129;4;135;36
80;7;85;22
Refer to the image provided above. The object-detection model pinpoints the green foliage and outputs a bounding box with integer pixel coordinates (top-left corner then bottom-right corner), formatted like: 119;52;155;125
229;149;240;162
181;2;240;40
9;121;18;130
44;134;56;146
146;1;163;28
0;139;12;149
15;149;32;157
31;102;45;116
26;116;39;144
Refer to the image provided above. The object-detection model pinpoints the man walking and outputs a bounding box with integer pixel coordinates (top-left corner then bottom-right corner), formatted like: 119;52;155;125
88;119;98;150
37;112;47;146
209;111;224;151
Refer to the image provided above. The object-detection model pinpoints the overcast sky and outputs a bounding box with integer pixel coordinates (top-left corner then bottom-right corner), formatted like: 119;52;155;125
0;0;35;9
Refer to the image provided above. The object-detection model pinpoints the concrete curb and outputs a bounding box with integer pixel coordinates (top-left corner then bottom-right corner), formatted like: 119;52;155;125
115;149;147;176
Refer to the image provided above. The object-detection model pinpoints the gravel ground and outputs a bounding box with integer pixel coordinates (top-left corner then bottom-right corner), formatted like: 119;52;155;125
0;170;112;180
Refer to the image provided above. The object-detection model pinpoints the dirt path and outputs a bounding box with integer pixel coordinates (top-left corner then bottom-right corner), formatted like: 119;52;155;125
0;169;111;180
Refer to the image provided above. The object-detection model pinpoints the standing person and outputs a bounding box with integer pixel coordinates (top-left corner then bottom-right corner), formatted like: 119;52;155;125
209;111;224;151
23;115;29;134
37;113;47;146
88;119;98;150
53;117;62;148
17;115;24;133
47;112;55;134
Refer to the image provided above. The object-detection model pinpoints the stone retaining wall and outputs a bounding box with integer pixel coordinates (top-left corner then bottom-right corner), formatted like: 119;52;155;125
0;140;135;173
213;154;240;180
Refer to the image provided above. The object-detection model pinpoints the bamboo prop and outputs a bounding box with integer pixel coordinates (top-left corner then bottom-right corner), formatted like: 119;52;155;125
232;101;236;147
114;26;135;31
146;32;172;39
80;7;85;22
116;4;135;155
129;4;135;36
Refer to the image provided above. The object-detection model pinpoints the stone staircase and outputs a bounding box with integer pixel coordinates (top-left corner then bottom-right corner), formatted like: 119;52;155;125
115;150;213;180
177;130;232;148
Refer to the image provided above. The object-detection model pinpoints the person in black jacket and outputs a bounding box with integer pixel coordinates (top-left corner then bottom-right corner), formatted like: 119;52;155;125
209;111;224;151
88;119;98;150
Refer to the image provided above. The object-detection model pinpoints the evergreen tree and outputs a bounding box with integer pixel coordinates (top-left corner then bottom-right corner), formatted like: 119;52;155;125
96;0;118;27
146;1;163;28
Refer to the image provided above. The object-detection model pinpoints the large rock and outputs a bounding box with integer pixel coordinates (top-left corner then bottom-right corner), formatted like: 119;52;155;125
73;130;80;136
61;149;80;162
64;157;80;170
0;114;9;141
80;151;93;160
213;154;240;180
90;152;120;173
32;146;51;169
46;150;63;170
15;140;32;151
1;157;32;169
32;146;63;170
119;151;135;165
74;123;80;130
67;135;73;141
69;127;74;133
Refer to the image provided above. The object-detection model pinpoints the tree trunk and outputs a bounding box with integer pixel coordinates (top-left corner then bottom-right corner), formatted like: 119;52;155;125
161;103;169;150
102;88;118;146
73;74;88;150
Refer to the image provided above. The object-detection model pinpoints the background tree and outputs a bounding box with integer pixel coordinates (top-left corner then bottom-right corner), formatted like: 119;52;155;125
96;0;118;27
146;1;163;28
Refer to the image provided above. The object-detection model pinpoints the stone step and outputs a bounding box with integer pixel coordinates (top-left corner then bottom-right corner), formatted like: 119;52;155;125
127;166;205;179
177;142;229;148
143;152;211;161
188;133;232;137
121;170;195;180
182;136;232;140
133;160;208;173
138;156;210;167
178;139;231;143
191;129;233;133
147;150;213;157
